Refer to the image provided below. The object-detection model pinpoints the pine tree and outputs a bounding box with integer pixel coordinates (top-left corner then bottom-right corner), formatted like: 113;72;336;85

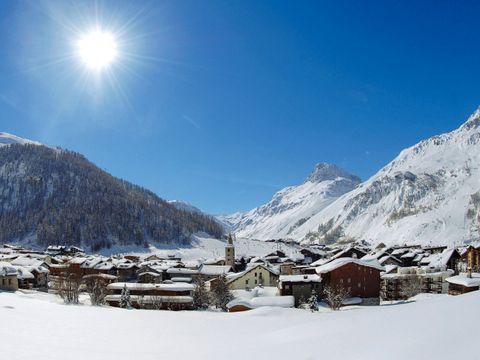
120;284;132;309
193;275;210;310
307;289;319;312
211;275;233;311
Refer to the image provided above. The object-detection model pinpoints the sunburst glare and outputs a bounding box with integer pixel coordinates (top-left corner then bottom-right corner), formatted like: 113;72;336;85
76;29;118;70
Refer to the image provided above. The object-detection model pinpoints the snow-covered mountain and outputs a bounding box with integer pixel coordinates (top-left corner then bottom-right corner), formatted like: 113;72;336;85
218;163;361;240
168;200;203;215
289;108;480;247
0;132;42;146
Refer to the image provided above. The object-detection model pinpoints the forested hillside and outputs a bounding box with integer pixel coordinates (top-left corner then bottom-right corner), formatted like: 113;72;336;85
0;144;223;251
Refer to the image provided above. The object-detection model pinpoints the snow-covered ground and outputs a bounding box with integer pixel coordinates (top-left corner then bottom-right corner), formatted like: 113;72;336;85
1;290;478;360
103;235;303;261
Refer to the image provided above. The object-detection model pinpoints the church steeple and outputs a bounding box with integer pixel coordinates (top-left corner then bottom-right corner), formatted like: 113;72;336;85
225;233;236;270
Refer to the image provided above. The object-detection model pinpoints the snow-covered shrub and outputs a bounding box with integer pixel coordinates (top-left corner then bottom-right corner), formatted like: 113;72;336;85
307;290;319;312
193;275;211;310
323;285;350;310
120;284;132;309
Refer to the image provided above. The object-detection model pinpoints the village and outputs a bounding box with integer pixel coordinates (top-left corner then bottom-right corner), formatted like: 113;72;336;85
1;234;479;312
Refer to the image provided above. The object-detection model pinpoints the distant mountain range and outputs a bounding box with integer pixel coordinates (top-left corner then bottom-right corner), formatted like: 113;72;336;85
0;133;223;251
221;108;480;248
217;163;361;240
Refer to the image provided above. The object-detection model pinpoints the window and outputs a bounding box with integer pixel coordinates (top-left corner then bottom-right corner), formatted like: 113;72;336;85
255;280;257;285
246;279;249;285
358;282;361;288
285;284;290;290
347;278;351;284
340;278;343;284
8;279;11;285
255;272;257;277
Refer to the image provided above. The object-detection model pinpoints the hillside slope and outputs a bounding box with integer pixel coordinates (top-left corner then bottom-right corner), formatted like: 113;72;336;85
0;142;223;251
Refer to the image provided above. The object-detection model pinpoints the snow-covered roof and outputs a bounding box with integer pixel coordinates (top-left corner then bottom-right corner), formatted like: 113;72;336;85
166;268;198;275
227;296;294;310
279;274;321;283
80;257;103;268
94;262;116;271
105;295;193;304
138;272;162;277
69;257;87;265
226;263;280;283
13;266;34;280
315;258;384;274
170;277;192;283
107;282;194;292
83;273;117;280
378;255;401;265
116;262;137;270
383;264;398;274
446;274;480;287
11;256;45;268
199;265;232;276
361;249;388;262
0;261;18;276
421;249;456;269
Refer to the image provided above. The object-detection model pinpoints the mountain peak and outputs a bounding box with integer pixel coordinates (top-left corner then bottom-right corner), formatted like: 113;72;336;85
460;107;480;131
304;163;361;184
0;132;42;147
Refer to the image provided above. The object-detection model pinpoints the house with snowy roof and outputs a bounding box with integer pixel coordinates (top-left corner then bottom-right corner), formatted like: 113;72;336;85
278;274;321;306
315;258;384;305
463;243;480;272
227;295;294;312
225;263;280;290
446;273;480;295
381;267;454;301
115;261;139;281
198;265;232;280
10;256;49;289
105;282;195;310
0;261;18;291
310;246;368;267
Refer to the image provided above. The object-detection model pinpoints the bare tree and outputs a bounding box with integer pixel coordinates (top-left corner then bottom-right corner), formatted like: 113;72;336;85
323;284;350;310
84;275;110;306
56;267;82;304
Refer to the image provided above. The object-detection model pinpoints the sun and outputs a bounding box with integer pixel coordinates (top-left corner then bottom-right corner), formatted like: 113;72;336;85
76;29;118;70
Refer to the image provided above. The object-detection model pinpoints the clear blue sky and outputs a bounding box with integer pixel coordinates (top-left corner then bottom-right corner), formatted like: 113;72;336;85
0;0;479;214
